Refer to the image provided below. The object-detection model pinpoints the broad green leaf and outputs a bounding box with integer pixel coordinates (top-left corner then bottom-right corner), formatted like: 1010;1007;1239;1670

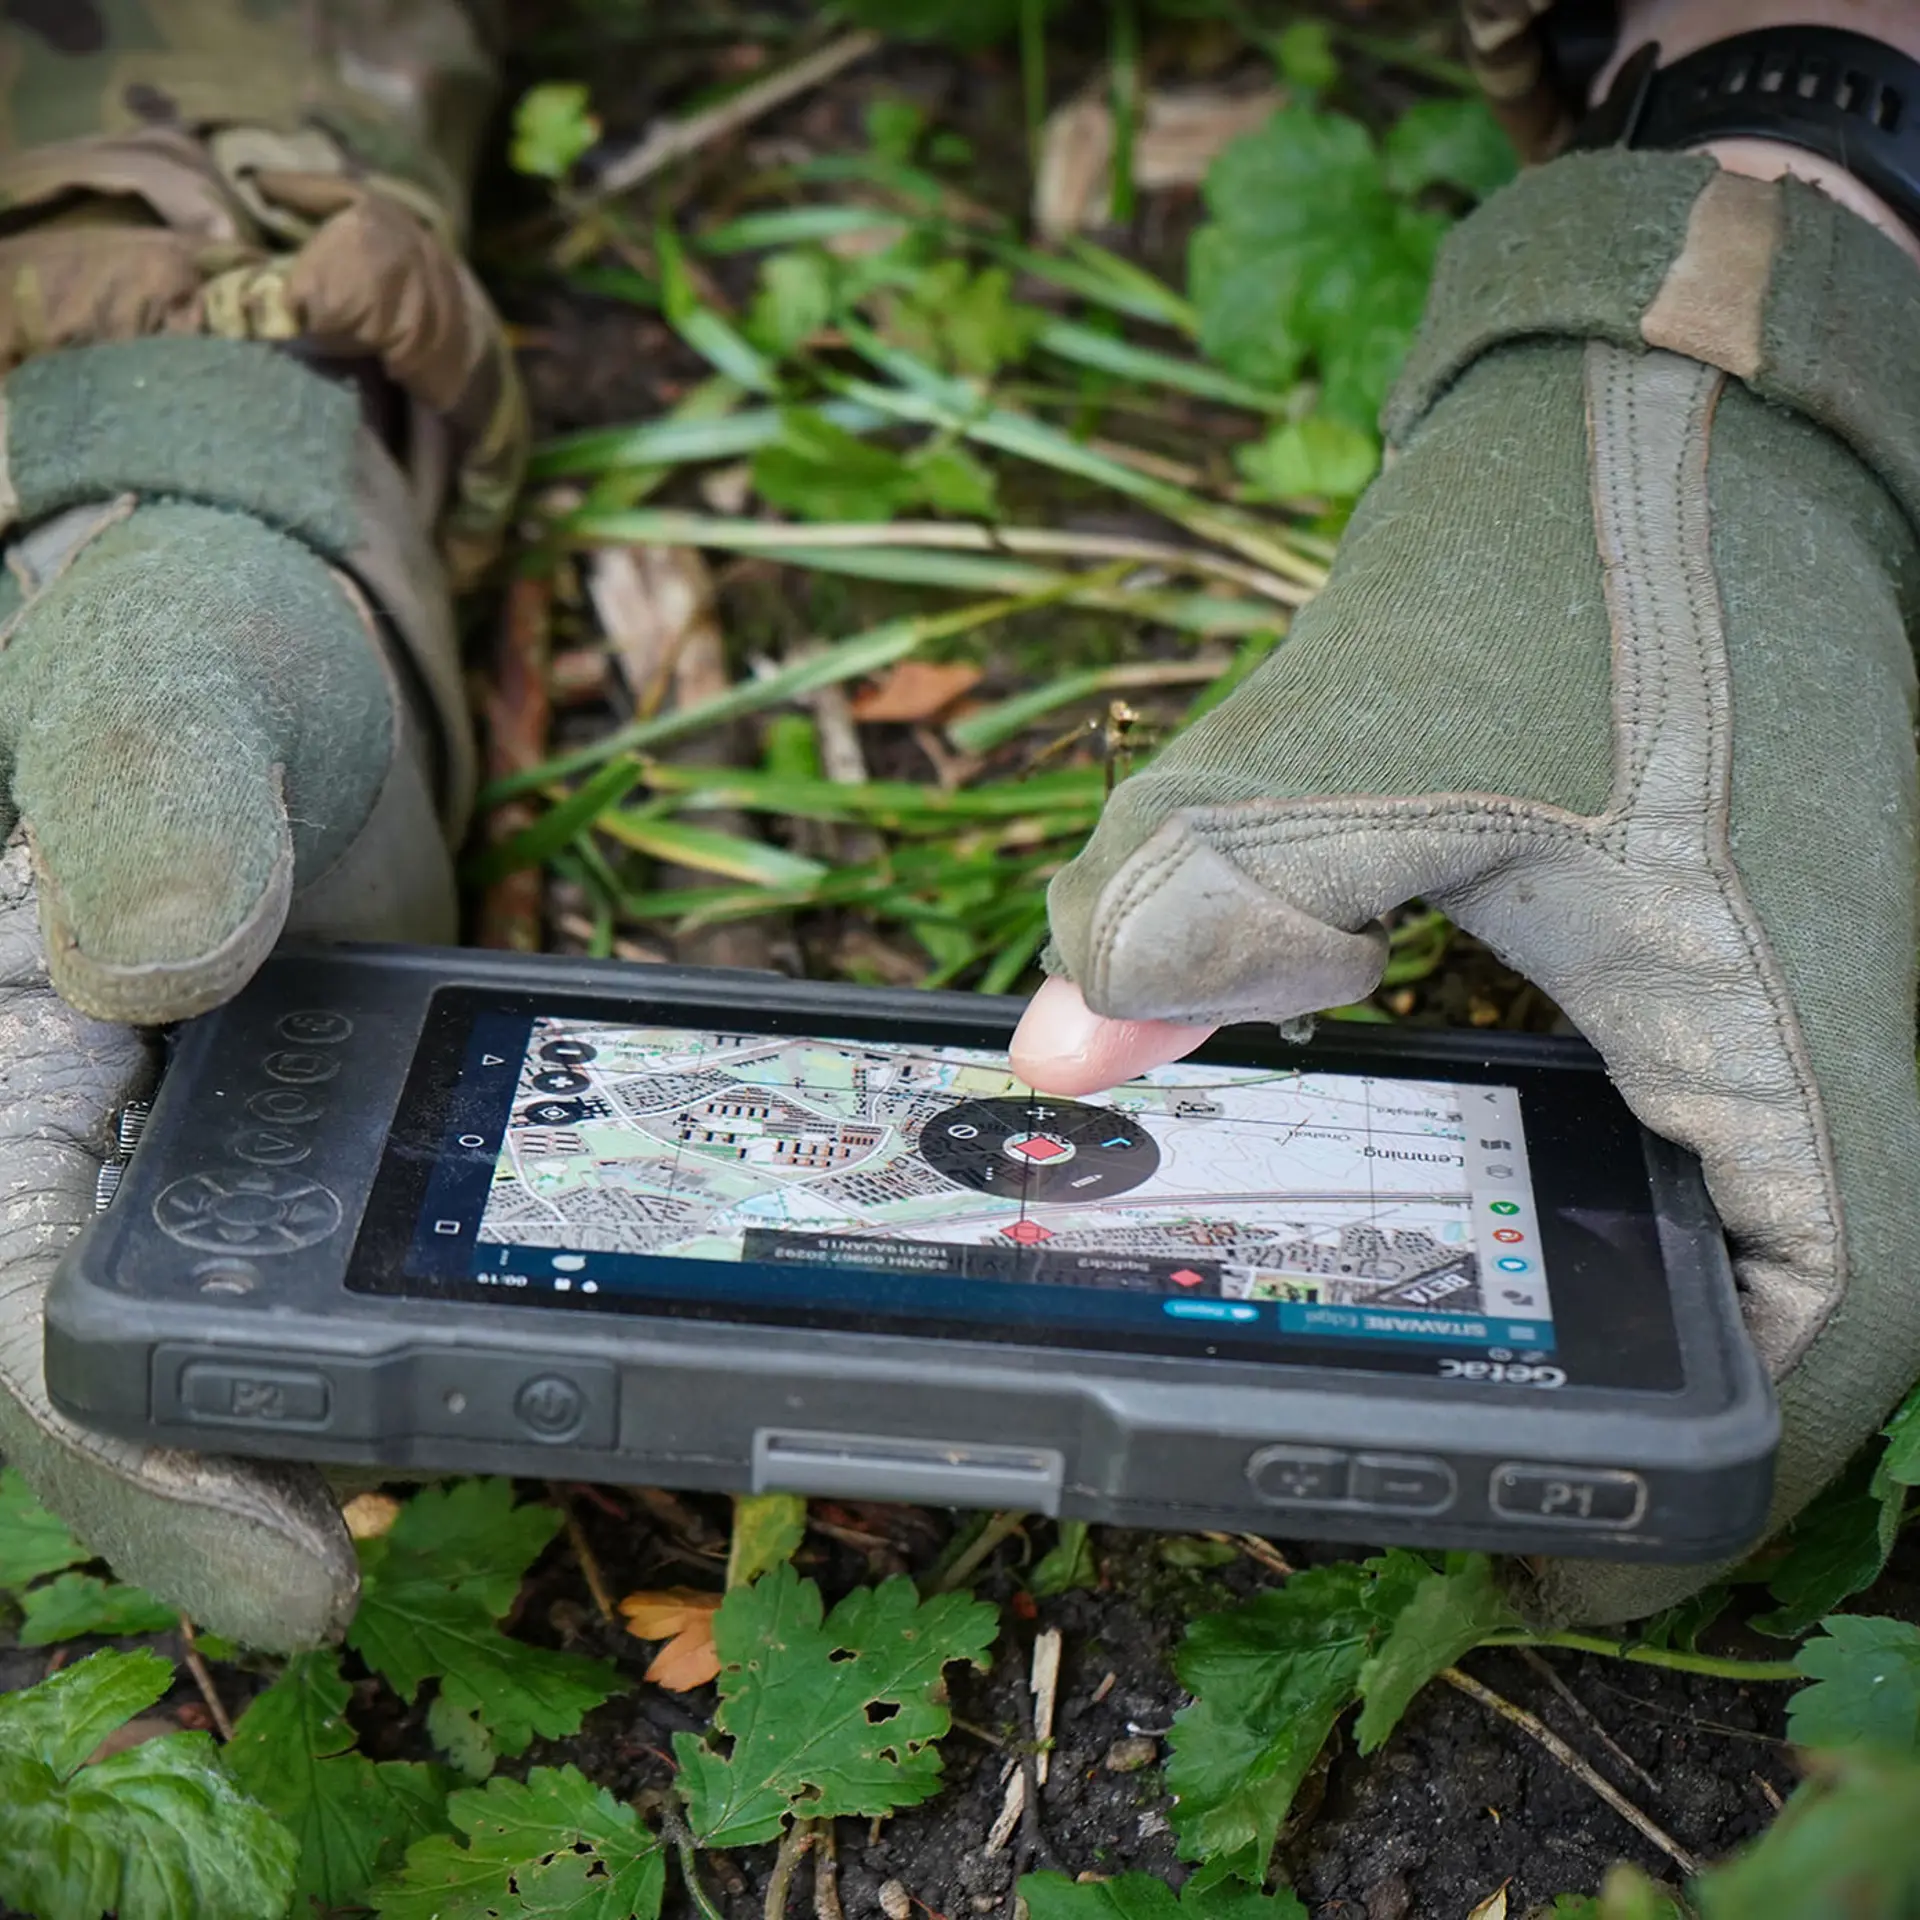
1030;1520;1098;1598
753;409;924;521
351;1582;620;1761
1787;1615;1920;1752
1690;1750;1920;1919
865;98;926;163
351;1482;619;1762
226;1650;448;1912
1191;106;1447;426
1557;1871;1686;1919
1235;415;1379;500
368;1480;568;1620
675;1561;997;1845
1381;99;1518;200
427;1694;500;1781
18;1572;178;1646
746;251;837;357
0;1466;90;1588
1021;1871;1308;1920
1355;1553;1521;1752
1166;1556;1422;1880
728;1494;808;1589
511;83;599;180
1633;1583;1732;1655
1751;1451;1904;1638
0;1650;296;1920
372;1766;665;1920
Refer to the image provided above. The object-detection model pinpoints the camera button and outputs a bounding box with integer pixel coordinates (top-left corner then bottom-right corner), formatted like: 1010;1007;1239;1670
262;1049;340;1086
1490;1464;1647;1528
276;1010;354;1045
247;1087;325;1124
1245;1445;1350;1505
1350;1454;1456;1512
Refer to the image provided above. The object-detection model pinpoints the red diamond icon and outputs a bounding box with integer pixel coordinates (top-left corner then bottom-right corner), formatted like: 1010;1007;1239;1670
1008;1134;1068;1163
1169;1269;1205;1288
1001;1220;1054;1244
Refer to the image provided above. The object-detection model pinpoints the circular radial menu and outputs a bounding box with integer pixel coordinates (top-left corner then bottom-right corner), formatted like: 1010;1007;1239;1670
917;1098;1159;1201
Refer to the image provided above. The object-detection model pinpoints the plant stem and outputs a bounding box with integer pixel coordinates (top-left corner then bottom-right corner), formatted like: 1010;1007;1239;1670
928;1510;1031;1594
1108;0;1138;225
663;1805;728;1920
1481;1630;1802;1683
764;1819;815;1920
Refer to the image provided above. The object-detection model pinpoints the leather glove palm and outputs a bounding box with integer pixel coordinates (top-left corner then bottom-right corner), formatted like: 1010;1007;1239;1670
1024;153;1920;1623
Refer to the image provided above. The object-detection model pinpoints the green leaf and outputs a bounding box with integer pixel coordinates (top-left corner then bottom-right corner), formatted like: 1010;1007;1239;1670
427;1694;500;1781
18;1572;179;1646
1235;414;1379;500
753;409;924;521
865;98;926;163
877;261;1044;381
1273;20;1338;95
1355;1553;1520;1752
1787;1615;1920;1753
728;1494;808;1589
745;251;837;357
0;1649;296;1920
1381;99;1518;200
1633;1583;1732;1655
674;1561;998;1846
351;1583;620;1762
0;1465;90;1589
1751;1451;1904;1638
1879;1378;1920;1486
1020;1871;1308;1920
1690;1749;1920;1919
372;1766;665;1920
350;1481;620;1763
511;83;600;180
912;442;1000;517
1191;106;1447;425
1167;1555;1425;1879
1030;1520;1098;1599
373;1479;568;1619
464;757;648;887
226;1649;448;1912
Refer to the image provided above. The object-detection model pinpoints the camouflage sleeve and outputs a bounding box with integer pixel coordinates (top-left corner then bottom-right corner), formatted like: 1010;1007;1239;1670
1462;0;1582;162
0;0;525;598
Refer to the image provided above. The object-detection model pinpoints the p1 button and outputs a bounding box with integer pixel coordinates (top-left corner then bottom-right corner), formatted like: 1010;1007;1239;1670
1490;1464;1647;1529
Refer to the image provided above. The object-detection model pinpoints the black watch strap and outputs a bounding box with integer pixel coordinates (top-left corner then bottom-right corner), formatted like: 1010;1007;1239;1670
1568;27;1920;242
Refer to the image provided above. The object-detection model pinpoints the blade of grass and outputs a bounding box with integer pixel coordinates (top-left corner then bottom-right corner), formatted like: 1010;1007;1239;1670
481;566;1129;803
1034;319;1290;413
1108;0;1138;225
562;507;1308;607
698;204;907;252
947;657;1232;753
1020;0;1048;175
530;398;884;482
979;911;1051;995
640;762;1107;823
463;756;648;887
596;812;830;886
656;221;779;393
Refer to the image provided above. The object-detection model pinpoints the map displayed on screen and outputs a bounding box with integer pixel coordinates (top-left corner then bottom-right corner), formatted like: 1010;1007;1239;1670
471;1019;1543;1324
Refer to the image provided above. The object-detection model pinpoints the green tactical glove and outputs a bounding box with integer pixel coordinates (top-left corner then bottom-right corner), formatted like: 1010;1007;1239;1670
0;339;462;1648
1032;151;1920;1624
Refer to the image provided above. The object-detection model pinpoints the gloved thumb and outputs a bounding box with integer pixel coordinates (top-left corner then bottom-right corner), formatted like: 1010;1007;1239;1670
1;502;394;1025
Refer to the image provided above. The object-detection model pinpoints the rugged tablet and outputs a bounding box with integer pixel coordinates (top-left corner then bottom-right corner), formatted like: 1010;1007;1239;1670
45;945;1777;1561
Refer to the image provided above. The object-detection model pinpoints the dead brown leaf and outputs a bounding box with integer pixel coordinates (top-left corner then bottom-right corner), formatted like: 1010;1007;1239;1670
1466;1885;1509;1920
851;660;982;723
619;1585;723;1690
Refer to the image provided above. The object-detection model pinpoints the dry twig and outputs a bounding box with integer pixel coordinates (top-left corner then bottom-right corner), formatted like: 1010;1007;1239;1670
591;32;881;202
555;1488;618;1625
1030;1628;1063;1787
764;1820;816;1920
1515;1646;1661;1798
176;1615;234;1744
477;574;553;951
1441;1666;1700;1878
813;1819;844;1920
